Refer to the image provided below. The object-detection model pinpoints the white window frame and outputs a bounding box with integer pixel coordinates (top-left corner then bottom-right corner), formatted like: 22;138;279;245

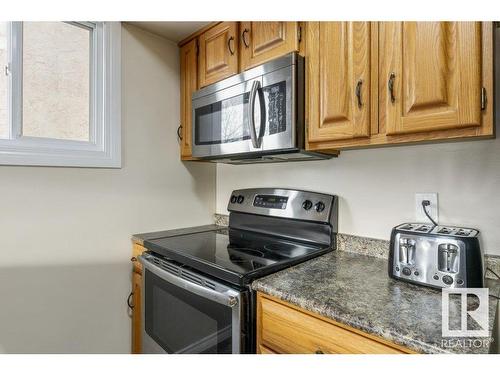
0;21;121;168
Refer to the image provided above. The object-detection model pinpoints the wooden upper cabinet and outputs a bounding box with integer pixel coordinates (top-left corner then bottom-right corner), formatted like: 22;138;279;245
198;22;238;88
180;39;197;159
240;22;300;71
380;22;483;136
307;22;371;143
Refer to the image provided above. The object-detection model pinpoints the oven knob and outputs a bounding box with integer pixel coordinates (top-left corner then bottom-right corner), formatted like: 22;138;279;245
442;275;454;285
302;200;313;210
230;195;237;204
315;201;325;213
237;195;244;204
402;267;412;276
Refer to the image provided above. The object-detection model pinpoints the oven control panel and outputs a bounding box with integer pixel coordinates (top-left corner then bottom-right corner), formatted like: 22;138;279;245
253;195;288;209
227;188;337;225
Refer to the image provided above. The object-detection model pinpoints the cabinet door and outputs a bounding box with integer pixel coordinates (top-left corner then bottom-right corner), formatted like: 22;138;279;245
307;22;371;142
198;22;238;88
240;22;299;71
180;39;197;159
256;293;414;354
380;22;482;136
131;271;142;354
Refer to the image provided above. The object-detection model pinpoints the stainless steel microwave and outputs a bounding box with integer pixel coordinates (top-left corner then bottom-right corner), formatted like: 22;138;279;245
191;53;333;164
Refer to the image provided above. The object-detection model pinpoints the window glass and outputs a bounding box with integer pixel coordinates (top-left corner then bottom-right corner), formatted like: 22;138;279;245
22;22;90;141
0;22;8;139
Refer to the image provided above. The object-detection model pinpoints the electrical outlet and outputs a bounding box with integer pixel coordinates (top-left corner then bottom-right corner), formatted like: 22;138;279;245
415;193;438;224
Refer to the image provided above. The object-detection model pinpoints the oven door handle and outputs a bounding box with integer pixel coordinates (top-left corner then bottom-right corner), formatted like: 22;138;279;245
138;255;240;308
248;80;266;149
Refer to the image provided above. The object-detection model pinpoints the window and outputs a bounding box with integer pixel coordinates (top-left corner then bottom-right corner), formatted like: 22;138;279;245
0;22;8;139
0;22;121;167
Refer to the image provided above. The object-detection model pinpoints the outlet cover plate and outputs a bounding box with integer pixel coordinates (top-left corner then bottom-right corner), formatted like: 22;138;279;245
415;193;438;223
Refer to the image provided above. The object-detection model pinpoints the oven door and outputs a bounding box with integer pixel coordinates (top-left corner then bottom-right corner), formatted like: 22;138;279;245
139;254;243;354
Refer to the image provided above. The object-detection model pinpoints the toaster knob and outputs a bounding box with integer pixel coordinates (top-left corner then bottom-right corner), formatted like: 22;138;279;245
442;275;454;285
402;267;412;276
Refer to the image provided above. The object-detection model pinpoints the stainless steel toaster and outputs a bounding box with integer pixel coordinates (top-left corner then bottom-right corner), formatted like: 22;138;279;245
388;223;484;289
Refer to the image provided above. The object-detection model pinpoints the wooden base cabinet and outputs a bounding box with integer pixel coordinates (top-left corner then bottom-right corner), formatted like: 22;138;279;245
306;21;494;151
256;292;415;354
131;243;146;354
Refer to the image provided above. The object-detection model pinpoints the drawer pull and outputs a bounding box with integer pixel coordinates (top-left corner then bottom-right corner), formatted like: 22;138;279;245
130;256;137;262
242;28;250;48
388;72;396;103
315;349;324;354
177;124;183;141
127;292;135;309
227;36;235;55
355;79;363;108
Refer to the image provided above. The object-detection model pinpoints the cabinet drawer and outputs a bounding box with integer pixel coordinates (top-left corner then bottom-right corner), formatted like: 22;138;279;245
258;295;409;354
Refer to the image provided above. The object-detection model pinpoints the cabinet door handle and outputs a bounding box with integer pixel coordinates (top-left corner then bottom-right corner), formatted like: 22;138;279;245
130;256;137;262
127;292;135;309
388;72;396;103
177;124;183;141
242;28;250;48
355;79;363;108
227;36;235;55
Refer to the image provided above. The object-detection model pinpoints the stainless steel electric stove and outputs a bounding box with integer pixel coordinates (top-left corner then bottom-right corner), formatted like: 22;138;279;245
139;188;338;354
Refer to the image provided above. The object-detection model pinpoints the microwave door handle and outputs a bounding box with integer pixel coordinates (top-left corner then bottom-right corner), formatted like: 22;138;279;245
138;255;239;308
256;87;266;145
248;80;260;149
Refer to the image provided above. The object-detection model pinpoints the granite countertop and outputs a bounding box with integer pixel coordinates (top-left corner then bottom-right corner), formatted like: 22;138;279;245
252;251;500;354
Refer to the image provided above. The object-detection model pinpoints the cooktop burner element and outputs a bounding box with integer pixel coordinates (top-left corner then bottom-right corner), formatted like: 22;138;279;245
144;188;338;287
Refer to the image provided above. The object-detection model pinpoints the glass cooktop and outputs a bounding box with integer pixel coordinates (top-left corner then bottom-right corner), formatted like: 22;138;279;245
144;228;331;286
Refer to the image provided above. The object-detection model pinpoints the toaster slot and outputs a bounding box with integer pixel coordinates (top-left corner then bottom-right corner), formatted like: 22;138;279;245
437;227;452;235
456;229;471;236
416;225;432;233
399;238;416;265
438;243;459;273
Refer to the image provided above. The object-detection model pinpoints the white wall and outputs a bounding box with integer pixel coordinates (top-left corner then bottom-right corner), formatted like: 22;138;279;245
217;123;500;256
0;24;216;353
